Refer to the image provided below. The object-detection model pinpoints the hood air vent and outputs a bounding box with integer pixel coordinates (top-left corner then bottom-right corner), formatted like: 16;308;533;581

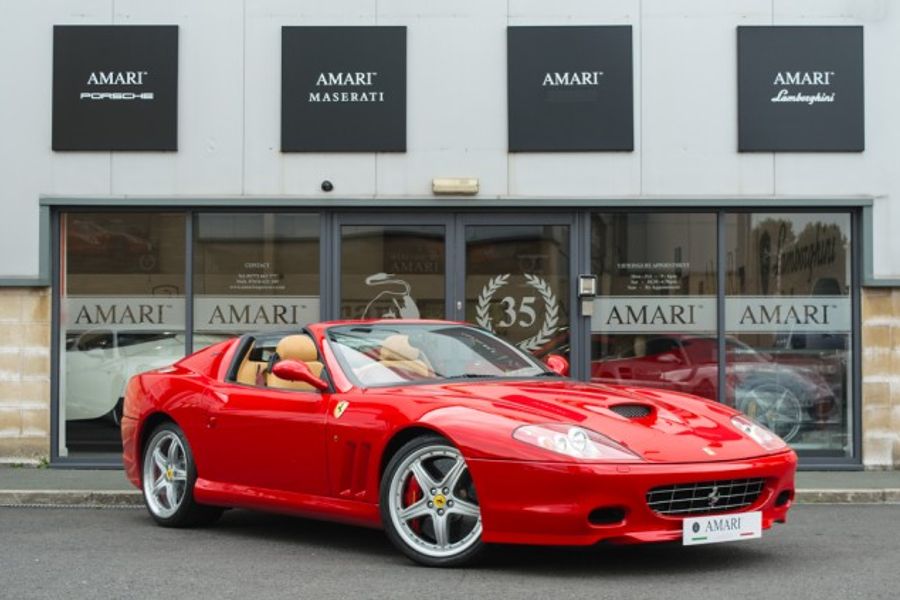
610;404;652;419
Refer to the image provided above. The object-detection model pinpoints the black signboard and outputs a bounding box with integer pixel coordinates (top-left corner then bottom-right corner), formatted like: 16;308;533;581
507;26;633;152
738;26;864;152
282;27;406;152
52;26;178;151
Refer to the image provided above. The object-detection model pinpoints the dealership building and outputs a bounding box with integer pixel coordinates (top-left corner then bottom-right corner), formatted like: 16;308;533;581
0;1;898;470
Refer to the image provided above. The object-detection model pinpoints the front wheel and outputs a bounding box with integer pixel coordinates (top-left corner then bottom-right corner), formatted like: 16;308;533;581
738;382;803;442
380;435;484;567
142;422;222;527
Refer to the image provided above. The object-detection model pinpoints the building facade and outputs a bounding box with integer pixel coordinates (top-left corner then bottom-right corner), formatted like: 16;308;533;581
0;1;898;469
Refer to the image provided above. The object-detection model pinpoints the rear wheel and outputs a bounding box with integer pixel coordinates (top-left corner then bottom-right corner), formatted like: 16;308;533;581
142;422;222;527
380;435;484;567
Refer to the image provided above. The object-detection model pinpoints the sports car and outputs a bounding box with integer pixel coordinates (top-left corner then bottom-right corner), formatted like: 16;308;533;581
121;320;797;567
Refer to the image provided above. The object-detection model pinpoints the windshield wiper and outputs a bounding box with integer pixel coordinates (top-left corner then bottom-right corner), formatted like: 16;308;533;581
532;371;561;377
443;373;496;380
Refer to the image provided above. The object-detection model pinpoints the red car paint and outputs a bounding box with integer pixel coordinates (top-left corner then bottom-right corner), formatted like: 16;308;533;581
121;320;796;546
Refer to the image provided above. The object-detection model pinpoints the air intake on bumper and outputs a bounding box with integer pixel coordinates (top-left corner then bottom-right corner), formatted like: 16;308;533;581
646;478;765;517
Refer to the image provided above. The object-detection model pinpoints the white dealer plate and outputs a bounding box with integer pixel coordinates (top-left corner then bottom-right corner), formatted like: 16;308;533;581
682;511;762;546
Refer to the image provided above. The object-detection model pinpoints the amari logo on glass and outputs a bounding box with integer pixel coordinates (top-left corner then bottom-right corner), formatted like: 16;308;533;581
80;70;154;101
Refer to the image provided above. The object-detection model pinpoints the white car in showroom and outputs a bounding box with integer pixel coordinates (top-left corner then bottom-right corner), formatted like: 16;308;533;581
64;330;226;423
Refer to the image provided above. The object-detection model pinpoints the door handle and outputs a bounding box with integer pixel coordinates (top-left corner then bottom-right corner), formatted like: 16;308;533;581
207;416;217;429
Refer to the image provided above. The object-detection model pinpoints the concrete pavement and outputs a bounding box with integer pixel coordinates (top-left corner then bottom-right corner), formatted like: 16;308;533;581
2;505;899;599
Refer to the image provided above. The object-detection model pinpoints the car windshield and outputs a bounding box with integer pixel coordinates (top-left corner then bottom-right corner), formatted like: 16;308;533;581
327;323;549;387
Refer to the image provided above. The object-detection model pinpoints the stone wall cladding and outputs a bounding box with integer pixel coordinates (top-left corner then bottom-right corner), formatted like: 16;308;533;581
861;288;900;468
0;287;50;460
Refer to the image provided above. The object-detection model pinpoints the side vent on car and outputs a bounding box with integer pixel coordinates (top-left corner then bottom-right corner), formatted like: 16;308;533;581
338;441;371;500
609;404;652;419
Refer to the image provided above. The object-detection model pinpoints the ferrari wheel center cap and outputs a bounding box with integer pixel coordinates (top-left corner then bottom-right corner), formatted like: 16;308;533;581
433;494;447;509
165;466;174;481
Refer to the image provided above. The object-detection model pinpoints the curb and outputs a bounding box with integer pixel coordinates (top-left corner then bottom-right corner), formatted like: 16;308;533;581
0;490;142;508
794;488;900;504
0;489;898;508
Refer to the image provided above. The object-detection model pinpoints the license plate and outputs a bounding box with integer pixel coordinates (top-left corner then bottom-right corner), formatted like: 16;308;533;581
682;511;762;546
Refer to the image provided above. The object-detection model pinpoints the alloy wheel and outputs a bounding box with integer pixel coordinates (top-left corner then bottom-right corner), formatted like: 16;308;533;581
143;430;188;519
387;444;482;559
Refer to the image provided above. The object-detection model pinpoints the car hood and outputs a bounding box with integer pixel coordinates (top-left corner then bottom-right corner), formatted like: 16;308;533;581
379;379;777;463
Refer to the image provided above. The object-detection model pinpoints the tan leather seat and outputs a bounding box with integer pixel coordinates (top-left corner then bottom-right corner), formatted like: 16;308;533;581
236;354;268;386
378;334;431;377
266;334;325;391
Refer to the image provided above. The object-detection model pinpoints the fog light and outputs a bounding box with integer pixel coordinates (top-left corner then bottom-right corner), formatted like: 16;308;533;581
775;489;793;507
588;507;626;526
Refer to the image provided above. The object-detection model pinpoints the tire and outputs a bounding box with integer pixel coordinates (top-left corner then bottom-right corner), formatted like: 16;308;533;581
380;434;484;567
141;422;223;528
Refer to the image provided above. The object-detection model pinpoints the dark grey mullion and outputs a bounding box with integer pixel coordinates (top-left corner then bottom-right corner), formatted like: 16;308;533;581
446;213;461;321
716;210;726;405
319;211;333;322
574;209;592;381
49;209;61;463
184;211;193;357
852;208;863;463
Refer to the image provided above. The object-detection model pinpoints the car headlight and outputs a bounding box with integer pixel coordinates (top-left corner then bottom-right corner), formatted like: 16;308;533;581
731;415;787;451
512;424;641;461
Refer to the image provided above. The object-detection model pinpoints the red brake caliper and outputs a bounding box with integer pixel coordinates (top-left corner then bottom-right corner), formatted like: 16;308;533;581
403;475;423;534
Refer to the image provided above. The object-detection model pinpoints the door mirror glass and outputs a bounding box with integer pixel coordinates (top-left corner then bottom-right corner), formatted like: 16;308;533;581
544;354;569;377
271;360;328;391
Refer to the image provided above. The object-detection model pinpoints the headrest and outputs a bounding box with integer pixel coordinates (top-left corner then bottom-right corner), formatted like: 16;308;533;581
275;335;318;363
379;334;420;361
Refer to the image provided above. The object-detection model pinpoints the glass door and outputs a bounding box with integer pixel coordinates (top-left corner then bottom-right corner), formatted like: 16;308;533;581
335;214;452;320
456;215;574;368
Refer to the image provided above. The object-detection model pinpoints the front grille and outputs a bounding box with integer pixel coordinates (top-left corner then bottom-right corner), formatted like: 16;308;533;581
609;403;652;419
646;478;765;517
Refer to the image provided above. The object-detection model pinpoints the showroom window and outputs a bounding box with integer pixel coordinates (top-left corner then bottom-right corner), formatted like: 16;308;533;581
192;213;321;346
725;213;853;458
58;212;185;457
339;225;446;319
465;224;571;361
590;213;718;400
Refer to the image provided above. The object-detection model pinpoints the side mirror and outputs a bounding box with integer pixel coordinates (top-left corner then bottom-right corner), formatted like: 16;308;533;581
544;354;570;377
271;360;329;391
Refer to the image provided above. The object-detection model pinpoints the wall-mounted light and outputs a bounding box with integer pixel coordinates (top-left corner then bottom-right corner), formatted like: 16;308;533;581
432;177;479;196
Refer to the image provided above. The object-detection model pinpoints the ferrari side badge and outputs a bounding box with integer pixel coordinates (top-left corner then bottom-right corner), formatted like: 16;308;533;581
334;401;349;419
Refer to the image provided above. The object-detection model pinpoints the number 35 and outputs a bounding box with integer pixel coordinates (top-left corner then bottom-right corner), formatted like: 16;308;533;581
498;296;537;328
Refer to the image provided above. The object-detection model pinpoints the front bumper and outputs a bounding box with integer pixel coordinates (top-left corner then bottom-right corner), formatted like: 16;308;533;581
467;451;796;546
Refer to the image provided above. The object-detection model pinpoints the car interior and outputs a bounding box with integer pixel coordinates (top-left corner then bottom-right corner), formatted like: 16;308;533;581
233;333;326;391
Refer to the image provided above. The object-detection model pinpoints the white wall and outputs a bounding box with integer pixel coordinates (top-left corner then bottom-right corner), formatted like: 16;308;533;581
0;0;896;277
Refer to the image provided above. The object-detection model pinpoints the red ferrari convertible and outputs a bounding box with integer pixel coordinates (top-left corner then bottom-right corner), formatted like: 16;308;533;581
122;320;797;567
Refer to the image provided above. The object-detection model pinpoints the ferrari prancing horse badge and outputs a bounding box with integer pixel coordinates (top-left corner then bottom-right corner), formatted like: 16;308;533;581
334;401;349;419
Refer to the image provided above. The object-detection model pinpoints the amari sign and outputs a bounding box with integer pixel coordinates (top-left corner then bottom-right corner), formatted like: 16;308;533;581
52;25;178;151
281;26;406;152
737;26;864;152
507;26;633;152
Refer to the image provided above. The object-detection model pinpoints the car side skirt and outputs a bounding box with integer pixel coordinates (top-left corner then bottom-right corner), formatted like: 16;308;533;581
192;478;383;529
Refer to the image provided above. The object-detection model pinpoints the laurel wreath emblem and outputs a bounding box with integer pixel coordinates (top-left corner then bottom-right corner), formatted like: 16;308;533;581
475;273;559;351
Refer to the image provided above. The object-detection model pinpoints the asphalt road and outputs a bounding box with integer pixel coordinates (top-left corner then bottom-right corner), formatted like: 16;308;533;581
1;505;898;599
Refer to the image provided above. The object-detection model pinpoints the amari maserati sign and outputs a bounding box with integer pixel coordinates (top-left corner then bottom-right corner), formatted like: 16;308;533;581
507;26;633;152
738;26;864;152
52;25;178;151
281;26;406;152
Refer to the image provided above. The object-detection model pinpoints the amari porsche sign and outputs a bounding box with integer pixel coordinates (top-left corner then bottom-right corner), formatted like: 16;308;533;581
507;26;634;152
52;25;179;151
281;26;407;152
737;26;864;152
